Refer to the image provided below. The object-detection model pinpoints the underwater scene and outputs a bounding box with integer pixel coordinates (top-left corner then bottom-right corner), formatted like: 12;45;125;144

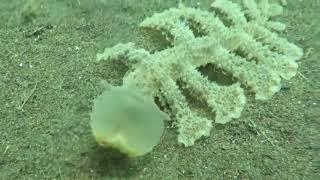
0;0;319;179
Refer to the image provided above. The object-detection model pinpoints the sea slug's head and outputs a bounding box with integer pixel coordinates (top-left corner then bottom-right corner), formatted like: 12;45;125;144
90;86;168;157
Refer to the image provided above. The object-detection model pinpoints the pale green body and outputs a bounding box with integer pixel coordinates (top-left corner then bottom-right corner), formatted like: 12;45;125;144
90;86;167;157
